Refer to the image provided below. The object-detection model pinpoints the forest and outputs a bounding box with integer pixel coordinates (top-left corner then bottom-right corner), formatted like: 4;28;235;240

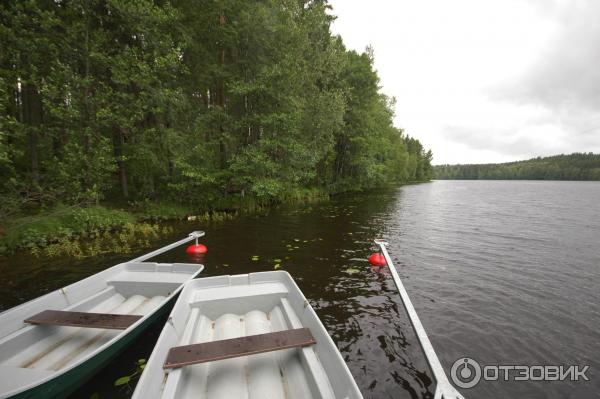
434;153;600;180
0;0;433;254
0;0;432;219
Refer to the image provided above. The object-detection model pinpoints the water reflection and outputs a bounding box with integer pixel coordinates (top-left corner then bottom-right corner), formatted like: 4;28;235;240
185;253;206;264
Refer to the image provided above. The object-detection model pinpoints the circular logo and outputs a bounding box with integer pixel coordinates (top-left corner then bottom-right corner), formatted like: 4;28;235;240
451;357;482;389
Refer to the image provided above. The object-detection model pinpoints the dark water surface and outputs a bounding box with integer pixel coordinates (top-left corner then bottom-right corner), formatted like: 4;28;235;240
1;180;599;398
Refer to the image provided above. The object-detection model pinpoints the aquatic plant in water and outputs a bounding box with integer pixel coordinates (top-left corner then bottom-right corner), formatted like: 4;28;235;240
39;223;173;259
114;358;146;393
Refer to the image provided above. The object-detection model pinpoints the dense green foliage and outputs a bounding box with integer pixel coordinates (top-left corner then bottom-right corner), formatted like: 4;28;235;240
0;0;432;223
434;153;600;180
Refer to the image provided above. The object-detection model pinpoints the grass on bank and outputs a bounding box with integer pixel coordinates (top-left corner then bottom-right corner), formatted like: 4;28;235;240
1;206;135;253
0;188;332;257
0;204;185;257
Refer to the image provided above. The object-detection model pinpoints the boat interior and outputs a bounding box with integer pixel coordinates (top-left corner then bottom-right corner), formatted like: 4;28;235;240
138;272;361;399
0;262;202;396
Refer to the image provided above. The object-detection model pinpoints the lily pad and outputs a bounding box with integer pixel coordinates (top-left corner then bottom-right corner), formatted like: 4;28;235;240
344;267;361;275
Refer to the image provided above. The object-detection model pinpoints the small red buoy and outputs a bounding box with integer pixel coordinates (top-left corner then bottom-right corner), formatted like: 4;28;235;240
186;243;207;255
369;253;386;266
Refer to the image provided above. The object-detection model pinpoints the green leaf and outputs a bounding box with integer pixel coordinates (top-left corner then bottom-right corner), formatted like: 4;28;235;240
114;376;130;386
274;263;281;270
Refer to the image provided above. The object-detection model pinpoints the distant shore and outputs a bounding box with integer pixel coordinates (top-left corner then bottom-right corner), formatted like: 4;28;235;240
434;153;600;180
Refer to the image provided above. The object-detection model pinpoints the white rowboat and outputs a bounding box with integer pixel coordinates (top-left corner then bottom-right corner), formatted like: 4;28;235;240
133;271;363;399
0;232;205;398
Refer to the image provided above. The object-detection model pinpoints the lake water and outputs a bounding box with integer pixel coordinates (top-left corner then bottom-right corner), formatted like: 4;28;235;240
1;180;598;398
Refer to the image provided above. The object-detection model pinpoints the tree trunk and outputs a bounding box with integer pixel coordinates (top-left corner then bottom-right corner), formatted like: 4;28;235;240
22;83;42;184
334;136;348;179
6;83;19;164
217;13;227;169
83;17;92;187
28;129;39;182
114;129;129;198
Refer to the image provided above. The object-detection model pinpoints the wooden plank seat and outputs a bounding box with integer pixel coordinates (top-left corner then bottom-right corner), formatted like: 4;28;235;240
163;327;316;369
24;310;142;330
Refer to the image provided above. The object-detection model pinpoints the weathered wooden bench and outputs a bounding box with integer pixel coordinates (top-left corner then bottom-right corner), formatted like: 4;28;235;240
163;327;316;369
24;310;142;330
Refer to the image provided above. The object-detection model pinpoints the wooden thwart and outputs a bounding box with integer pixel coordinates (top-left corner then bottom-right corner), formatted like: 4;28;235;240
24;310;142;330
163;327;316;369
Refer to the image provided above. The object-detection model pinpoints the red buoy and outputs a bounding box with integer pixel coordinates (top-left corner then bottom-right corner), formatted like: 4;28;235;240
186;243;208;255
369;253;386;266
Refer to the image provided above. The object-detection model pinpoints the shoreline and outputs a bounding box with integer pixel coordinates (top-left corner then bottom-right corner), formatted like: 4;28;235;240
0;181;431;258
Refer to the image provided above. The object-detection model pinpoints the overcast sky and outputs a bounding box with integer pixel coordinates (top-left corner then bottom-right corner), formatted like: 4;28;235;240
329;0;600;164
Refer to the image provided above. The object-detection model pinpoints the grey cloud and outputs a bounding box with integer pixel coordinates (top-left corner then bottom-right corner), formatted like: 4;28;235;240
481;0;600;156
444;125;544;158
493;0;600;113
444;120;600;161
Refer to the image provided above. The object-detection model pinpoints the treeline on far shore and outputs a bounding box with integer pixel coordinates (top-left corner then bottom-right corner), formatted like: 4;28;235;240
434;153;600;181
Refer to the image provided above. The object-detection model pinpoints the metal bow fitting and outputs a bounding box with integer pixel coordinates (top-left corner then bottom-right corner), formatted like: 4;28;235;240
374;239;465;399
129;231;205;263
